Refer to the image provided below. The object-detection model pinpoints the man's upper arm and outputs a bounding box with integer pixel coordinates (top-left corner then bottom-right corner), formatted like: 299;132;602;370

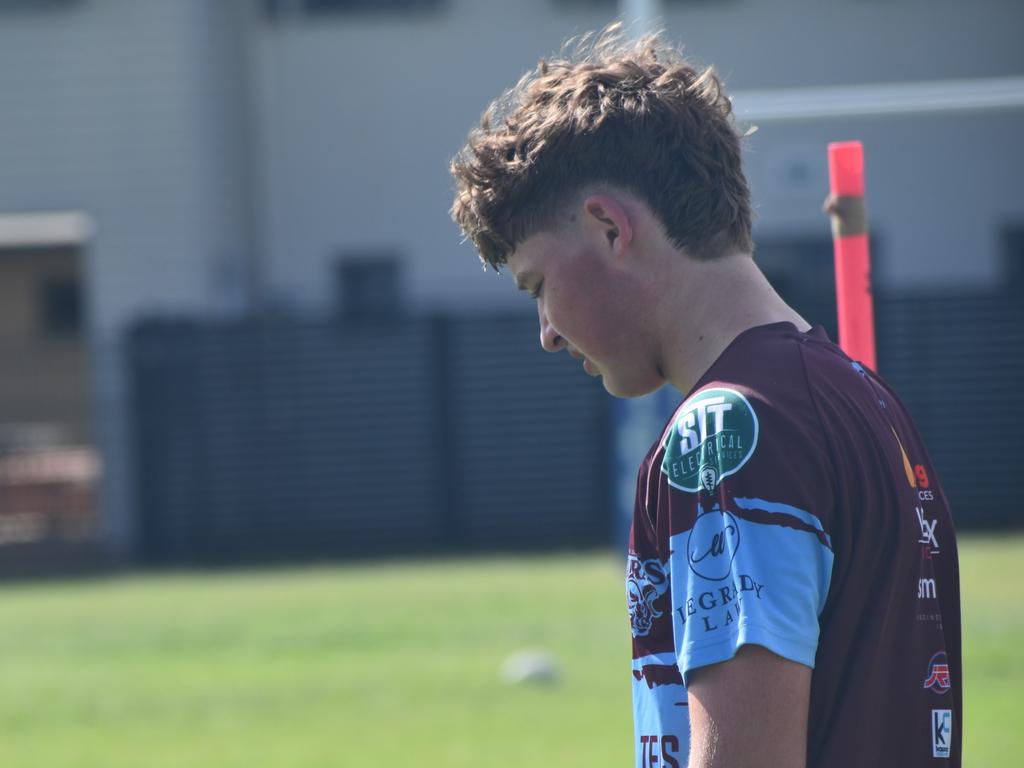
662;382;834;766
686;644;811;768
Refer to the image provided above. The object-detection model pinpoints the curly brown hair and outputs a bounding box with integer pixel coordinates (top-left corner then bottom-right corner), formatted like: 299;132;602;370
450;23;757;271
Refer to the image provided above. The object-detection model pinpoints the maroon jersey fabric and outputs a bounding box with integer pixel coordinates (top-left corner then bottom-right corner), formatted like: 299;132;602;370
627;321;961;767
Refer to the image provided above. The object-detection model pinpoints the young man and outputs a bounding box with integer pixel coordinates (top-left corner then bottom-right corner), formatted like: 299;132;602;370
450;26;961;768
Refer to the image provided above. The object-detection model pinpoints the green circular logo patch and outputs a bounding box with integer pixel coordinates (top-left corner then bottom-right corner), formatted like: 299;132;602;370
660;387;759;493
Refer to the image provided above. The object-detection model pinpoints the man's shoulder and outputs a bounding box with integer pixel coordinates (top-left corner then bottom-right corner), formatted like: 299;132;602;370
703;322;841;394
689;322;842;422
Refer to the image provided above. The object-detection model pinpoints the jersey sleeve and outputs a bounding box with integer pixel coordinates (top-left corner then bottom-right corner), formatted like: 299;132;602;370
661;384;835;682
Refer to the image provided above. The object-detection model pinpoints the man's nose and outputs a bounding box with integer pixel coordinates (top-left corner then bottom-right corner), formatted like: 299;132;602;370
539;306;565;353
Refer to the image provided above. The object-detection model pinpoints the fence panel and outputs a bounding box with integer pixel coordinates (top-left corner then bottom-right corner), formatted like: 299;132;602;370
130;315;611;563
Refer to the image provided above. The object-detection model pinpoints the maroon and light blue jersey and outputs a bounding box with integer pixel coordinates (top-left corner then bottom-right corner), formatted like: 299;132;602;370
627;321;961;768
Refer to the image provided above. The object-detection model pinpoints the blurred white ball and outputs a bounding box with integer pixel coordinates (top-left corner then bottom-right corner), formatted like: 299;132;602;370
500;648;561;685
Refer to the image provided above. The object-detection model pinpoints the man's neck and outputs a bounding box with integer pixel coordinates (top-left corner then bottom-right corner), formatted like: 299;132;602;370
655;252;810;396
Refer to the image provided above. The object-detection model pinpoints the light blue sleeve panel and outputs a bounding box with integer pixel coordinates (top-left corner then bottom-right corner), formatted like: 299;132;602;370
631;651;690;768
668;497;834;683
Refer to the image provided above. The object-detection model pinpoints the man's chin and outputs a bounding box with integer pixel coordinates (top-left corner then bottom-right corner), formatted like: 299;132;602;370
600;371;664;399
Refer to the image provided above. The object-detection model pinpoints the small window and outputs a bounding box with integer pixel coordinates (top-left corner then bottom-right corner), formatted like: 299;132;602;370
552;0;731;6
39;276;82;338
1002;222;1024;292
305;0;442;9
754;235;838;340
266;0;444;17
336;251;403;321
0;0;78;11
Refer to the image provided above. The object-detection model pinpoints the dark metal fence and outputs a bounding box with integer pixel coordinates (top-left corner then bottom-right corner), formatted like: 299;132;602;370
129;295;1023;564
875;292;1024;529
129;315;611;564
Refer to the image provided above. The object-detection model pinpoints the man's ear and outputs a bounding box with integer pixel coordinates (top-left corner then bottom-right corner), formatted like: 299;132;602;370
582;194;633;256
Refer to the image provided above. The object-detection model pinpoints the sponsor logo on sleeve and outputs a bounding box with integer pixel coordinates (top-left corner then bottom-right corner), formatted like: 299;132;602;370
661;388;758;493
891;428;932;495
686;504;740;581
932;709;952;758
918;578;937;599
673;569;765;635
917;506;940;554
894;430;941;537
893;428;917;489
675;504;765;634
923;652;951;693
627;554;670;638
699;466;718;494
916;578;943;624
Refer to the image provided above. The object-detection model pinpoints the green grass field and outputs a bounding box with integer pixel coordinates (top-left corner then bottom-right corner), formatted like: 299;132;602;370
0;534;1020;767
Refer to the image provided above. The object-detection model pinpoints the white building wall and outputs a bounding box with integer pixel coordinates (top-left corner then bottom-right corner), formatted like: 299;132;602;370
252;0;1024;315
0;0;254;331
744;111;1024;289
